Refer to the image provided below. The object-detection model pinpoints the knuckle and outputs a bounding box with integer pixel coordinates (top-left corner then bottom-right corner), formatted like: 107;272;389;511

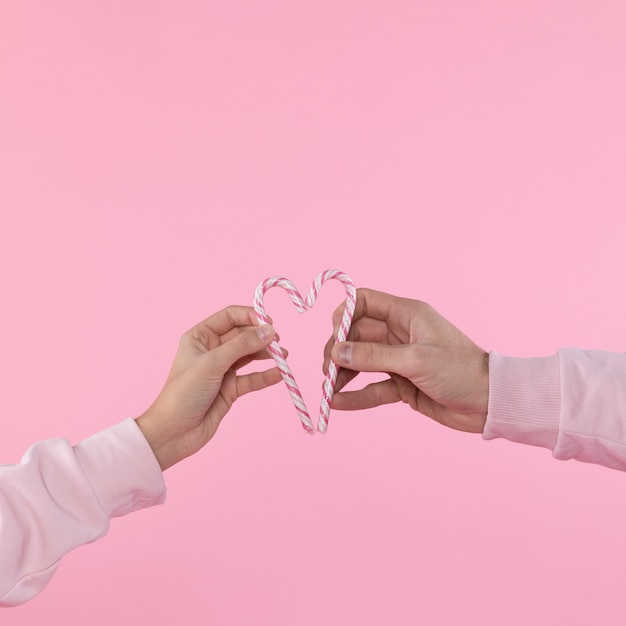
363;342;376;364
332;306;345;326
238;328;256;349
372;383;385;405
349;324;361;342
180;328;196;345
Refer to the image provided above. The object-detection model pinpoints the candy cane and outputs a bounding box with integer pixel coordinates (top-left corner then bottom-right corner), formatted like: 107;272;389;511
254;270;356;434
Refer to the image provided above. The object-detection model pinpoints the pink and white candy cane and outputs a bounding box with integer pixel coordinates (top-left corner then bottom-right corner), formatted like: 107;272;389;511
254;270;356;434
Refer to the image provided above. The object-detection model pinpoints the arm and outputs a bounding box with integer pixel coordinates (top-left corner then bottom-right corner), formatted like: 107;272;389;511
0;420;165;607
486;349;626;471
1;306;279;607
325;288;626;471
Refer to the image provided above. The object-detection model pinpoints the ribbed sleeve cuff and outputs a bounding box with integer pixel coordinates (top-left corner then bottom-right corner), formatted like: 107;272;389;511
74;418;167;519
483;352;561;450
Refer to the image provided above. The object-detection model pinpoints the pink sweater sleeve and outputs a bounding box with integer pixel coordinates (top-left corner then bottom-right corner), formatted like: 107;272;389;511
484;349;626;471
0;418;166;607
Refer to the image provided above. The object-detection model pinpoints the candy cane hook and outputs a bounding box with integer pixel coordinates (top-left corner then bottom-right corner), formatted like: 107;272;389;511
254;270;356;433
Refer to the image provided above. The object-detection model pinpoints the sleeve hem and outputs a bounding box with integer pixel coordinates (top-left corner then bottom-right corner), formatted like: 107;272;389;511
74;418;167;519
483;352;561;450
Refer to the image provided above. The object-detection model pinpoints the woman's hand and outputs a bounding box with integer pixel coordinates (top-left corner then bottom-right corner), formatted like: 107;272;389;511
136;306;281;470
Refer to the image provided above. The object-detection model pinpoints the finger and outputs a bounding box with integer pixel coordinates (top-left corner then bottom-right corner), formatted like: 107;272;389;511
322;334;336;374
233;346;288;371
171;324;272;380
331;341;415;377
185;321;281;360
236;366;283;397
347;317;390;342
322;319;389;379
204;325;276;375
340;318;395;348
389;373;420;411
321;331;358;386
331;379;401;410
219;327;282;349
192;306;274;345
321;363;358;392
331;288;399;335
334;367;359;392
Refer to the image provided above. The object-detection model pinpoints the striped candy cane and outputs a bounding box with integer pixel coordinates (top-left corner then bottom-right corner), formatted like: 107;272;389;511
254;270;356;434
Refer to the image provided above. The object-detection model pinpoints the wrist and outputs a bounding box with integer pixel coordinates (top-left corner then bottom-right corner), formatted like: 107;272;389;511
135;409;183;471
475;350;490;432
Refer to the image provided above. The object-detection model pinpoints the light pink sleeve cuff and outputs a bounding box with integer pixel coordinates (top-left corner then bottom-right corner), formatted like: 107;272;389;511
483;352;561;450
74;418;166;518
484;350;626;472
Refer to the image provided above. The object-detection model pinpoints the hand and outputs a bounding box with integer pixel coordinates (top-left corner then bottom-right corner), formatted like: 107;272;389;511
323;289;489;433
136;306;282;470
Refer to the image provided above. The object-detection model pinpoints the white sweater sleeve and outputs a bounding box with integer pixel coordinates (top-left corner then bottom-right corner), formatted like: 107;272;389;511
0;418;166;607
484;349;626;471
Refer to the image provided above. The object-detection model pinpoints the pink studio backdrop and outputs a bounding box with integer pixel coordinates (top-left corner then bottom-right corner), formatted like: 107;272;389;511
1;1;626;624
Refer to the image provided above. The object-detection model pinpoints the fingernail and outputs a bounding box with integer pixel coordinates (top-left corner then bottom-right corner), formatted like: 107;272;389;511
256;325;274;341
336;343;352;365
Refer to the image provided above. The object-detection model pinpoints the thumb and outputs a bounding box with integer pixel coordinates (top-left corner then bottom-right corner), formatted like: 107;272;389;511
207;324;276;374
331;341;414;377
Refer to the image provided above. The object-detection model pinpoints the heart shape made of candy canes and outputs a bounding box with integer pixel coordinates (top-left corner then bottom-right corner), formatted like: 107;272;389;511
254;270;356;434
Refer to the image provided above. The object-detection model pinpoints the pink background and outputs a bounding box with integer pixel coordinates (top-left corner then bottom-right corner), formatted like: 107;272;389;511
2;1;626;624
